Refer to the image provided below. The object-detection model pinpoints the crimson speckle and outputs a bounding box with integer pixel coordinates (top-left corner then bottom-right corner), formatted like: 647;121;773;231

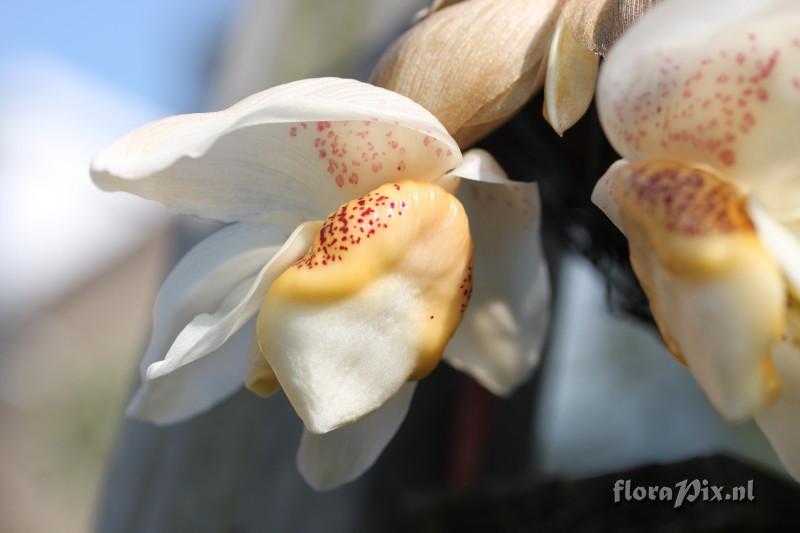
719;149;736;166
616;163;751;236
608;35;788;164
295;187;405;269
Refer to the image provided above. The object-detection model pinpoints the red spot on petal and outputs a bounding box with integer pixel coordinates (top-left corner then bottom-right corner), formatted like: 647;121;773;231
719;149;736;167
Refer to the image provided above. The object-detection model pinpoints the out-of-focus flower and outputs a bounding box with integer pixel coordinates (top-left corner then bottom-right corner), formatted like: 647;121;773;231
91;78;550;489
372;0;657;143
592;0;800;477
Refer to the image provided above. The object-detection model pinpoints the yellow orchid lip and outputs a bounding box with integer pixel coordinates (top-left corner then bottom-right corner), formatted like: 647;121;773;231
267;180;472;306
254;179;473;433
598;158;787;421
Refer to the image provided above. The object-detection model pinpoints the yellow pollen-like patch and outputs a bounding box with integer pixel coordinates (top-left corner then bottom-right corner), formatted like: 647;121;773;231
258;180;473;381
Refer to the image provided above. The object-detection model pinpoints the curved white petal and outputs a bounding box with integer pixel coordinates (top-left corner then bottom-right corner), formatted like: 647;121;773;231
597;0;800;221
128;222;317;424
755;331;800;481
144;223;318;380
446;177;550;395
748;200;800;299
144;222;318;381
297;383;416;490
446;148;509;185
91;78;462;223
590;159;628;232
138;222;291;372
127;319;254;425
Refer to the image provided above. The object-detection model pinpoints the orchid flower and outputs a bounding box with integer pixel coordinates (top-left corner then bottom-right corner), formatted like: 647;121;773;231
591;0;800;477
90;78;550;489
372;0;657;143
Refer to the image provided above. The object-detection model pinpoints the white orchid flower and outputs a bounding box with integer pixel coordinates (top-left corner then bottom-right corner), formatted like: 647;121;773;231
591;0;800;478
91;78;550;490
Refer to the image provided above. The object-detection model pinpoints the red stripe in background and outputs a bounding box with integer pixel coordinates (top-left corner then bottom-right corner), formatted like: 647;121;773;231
446;378;493;488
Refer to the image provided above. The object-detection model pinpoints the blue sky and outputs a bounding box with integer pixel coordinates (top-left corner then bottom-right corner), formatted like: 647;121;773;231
0;0;239;111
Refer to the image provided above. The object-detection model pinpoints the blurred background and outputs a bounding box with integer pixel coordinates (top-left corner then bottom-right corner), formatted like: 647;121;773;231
0;1;789;532
0;1;428;530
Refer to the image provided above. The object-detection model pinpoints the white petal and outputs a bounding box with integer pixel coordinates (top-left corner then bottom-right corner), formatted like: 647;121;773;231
128;221;317;424
127;319;254;425
91;78;462;223
446;148;509;184
748;200;800;299
446;177;550;395
590;159;628;232
597;0;800;221
144;223;318;380
755;334;800;480
297;383;416;490
137;222;289;372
